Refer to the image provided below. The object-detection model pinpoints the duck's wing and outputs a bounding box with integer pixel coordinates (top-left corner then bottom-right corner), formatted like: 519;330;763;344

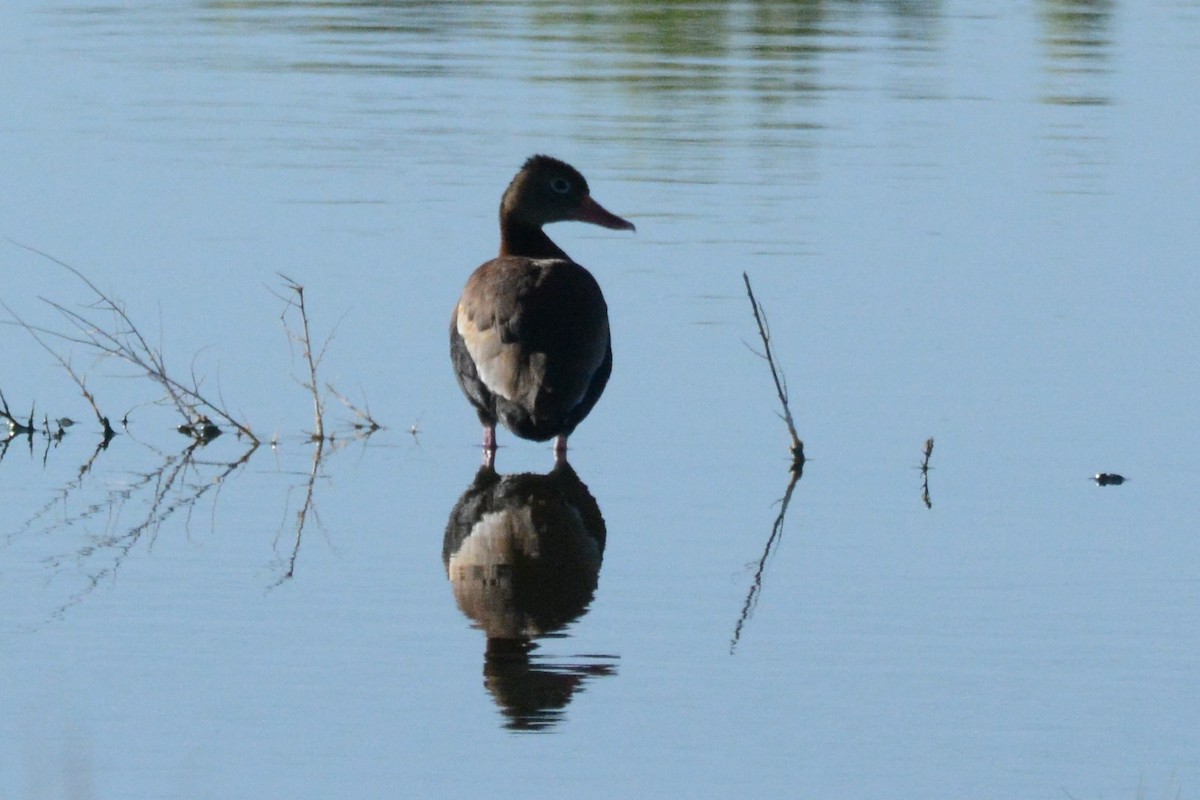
455;256;609;420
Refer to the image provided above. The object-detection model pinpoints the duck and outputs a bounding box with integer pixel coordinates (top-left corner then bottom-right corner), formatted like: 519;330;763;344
451;155;635;461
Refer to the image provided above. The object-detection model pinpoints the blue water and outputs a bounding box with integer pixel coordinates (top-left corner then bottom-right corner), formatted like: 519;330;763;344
3;1;1199;798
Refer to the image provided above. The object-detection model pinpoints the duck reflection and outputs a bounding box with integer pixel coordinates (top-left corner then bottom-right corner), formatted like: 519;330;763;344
443;460;615;731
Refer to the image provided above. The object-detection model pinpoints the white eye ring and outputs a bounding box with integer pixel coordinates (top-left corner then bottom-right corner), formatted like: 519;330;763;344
550;177;571;194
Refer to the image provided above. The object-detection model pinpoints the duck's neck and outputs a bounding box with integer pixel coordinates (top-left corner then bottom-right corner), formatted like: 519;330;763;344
500;220;570;260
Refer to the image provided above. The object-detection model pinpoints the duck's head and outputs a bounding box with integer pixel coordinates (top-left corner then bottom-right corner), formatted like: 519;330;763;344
500;155;635;233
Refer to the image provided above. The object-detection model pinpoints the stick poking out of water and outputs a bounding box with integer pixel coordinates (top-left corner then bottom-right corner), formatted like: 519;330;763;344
920;436;934;509
275;275;382;442
2;301;117;444
276;275;327;442
742;272;805;473
5;240;258;443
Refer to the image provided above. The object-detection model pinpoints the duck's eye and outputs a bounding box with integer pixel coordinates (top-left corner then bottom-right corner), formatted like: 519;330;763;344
550;177;571;194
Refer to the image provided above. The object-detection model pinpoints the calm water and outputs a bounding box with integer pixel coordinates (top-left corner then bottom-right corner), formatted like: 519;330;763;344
3;1;1199;798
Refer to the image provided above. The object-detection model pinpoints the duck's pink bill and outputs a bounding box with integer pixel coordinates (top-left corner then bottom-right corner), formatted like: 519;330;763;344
574;195;635;232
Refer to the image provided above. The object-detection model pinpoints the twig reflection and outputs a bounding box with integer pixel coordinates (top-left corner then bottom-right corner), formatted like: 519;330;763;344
270;436;327;587
730;464;802;654
2;246;383;613
32;439;258;621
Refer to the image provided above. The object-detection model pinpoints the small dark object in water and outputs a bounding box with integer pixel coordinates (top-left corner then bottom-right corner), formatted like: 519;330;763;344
178;417;222;443
1093;473;1126;486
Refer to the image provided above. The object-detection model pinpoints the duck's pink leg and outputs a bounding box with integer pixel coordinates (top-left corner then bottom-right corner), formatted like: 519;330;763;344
481;426;497;468
553;434;569;465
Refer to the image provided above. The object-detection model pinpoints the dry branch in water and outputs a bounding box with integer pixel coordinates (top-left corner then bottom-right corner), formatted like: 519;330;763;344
276;274;382;441
920;436;934;509
730;273;809;653
2;301;117;443
3;243;385;600
6;241;258;444
0;386;34;436
742;272;805;473
326;383;382;434
276;275;328;441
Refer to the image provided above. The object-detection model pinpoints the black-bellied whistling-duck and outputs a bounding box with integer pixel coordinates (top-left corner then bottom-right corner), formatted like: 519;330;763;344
451;155;635;460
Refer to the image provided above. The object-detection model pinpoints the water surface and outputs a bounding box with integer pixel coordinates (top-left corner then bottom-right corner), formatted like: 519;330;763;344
2;1;1199;798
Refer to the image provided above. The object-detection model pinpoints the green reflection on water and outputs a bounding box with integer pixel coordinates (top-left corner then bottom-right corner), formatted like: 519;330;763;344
1037;0;1114;106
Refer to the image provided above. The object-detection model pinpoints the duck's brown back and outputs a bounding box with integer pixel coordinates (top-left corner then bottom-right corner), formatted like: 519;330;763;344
451;256;611;441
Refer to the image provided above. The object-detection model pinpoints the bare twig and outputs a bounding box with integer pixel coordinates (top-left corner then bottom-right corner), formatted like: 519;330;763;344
325;384;382;434
276;275;326;441
1;301;116;443
0;387;27;435
731;273;810;652
5;240;258;443
742;272;805;473
275;275;380;442
920;437;934;509
0;386;35;438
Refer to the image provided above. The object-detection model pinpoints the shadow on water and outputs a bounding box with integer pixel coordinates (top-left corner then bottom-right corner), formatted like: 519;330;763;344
443;460;616;732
